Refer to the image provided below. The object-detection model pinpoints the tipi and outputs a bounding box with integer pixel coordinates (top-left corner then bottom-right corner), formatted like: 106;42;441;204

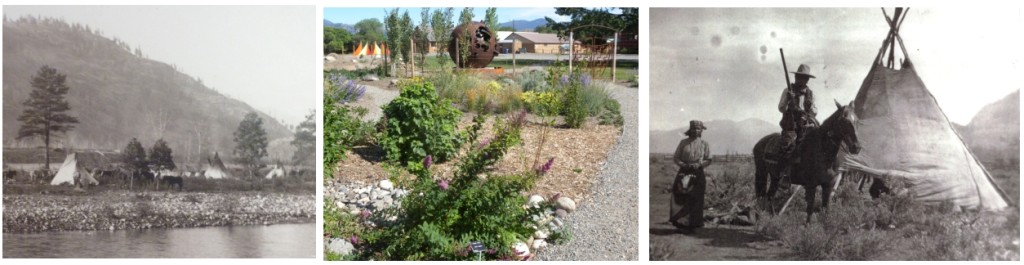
51;152;111;186
202;152;231;179
264;163;286;179
838;8;1011;211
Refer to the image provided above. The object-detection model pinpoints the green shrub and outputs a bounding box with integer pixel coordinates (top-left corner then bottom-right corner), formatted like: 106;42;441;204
598;98;624;127
561;78;587;128
380;78;464;165
517;70;550;92
358;112;540;260
323;95;375;177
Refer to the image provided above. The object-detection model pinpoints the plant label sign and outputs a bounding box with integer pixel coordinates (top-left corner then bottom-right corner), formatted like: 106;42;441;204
470;241;486;253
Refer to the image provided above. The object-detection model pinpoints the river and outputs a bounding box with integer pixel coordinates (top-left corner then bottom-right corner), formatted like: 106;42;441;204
3;223;314;258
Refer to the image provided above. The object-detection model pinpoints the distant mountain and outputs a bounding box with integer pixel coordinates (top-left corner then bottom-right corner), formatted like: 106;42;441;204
3;17;292;163
650;118;777;155
498;18;548;31
961;90;1020;168
323;19;355;33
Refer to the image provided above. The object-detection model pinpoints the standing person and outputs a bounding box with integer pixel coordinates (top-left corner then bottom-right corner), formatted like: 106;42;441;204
778;64;819;184
670;120;712;234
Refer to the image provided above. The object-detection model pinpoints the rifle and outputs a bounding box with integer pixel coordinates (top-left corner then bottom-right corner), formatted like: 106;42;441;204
780;48;792;92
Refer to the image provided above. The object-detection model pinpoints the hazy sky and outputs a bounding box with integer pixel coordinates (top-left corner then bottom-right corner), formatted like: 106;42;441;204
650;8;1022;131
324;7;575;26
3;6;315;126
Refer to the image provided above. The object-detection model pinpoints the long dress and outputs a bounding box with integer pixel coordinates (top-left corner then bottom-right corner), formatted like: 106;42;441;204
670;137;710;228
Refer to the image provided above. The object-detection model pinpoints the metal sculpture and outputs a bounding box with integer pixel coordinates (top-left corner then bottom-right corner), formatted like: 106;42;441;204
448;22;499;68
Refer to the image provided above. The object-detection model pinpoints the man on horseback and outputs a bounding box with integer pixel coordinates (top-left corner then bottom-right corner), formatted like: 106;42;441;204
778;64;819;184
670;120;712;234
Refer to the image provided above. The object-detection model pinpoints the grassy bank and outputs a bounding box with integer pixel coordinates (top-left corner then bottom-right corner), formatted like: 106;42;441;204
3;190;314;233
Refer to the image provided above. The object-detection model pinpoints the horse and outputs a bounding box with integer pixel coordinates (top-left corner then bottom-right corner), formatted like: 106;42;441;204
753;100;861;222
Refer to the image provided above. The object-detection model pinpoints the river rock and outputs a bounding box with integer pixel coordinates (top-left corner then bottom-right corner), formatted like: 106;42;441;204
527;195;545;207
513;241;530;258
379;179;393;190
555;197;576;213
534;229;548;239
555;209;568;218
531;239;547;250
326;238;355;256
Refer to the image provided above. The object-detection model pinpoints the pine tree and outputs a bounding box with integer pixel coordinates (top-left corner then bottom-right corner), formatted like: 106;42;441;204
17;65;79;169
291;110;315;166
233;112;268;179
150;138;176;171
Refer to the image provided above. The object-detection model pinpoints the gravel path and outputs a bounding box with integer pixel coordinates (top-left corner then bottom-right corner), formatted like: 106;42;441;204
349;85;398;122
539;83;638;260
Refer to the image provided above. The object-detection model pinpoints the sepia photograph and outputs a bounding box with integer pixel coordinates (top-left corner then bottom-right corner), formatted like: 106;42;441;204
2;6;316;258
648;8;1019;260
321;7;639;260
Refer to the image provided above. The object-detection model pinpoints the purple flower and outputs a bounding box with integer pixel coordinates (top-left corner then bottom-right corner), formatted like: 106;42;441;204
477;138;491;150
550;192;561;202
581;73;592;87
360;209;372;219
423;155;433;169
486;248;496;255
536;157;555;175
559;75;570;86
438;179;449;190
349;235;359;245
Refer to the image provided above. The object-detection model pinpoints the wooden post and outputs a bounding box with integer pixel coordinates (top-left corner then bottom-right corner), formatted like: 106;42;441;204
410;37;415;77
568;31;574;73
612;31;619;82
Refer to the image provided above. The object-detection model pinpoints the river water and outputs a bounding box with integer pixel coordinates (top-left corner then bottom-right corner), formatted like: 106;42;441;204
3;223;314;258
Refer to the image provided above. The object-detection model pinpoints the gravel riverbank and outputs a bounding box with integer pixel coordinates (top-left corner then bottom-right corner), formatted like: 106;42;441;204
3;191;314;233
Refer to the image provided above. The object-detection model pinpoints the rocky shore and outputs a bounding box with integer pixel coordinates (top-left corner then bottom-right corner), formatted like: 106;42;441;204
3;191;314;233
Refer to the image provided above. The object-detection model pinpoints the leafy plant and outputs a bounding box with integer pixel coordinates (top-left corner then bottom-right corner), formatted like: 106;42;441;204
359;111;537;260
380;78;463;165
323;94;375;177
598;97;624;127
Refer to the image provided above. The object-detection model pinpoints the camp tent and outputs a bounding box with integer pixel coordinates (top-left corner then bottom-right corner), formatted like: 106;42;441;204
202;152;231;179
837;8;1010;211
265;164;286;179
51;151;120;186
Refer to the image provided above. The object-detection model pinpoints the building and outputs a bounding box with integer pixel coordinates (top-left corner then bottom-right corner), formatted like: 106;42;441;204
503;32;572;54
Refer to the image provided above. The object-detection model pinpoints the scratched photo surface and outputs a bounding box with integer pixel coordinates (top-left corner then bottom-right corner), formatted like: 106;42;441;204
648;8;1019;261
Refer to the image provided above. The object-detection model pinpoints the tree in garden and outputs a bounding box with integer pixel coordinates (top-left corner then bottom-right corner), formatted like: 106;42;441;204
399;10;414;66
543;7;639;44
291;109;315;166
459;7;475;26
384;8;402;77
233;112;269;179
324;27;352;54
149;138;176;171
430;8;455;63
414;8;432;69
17;65;79;169
484;7;499;32
353;18;385;44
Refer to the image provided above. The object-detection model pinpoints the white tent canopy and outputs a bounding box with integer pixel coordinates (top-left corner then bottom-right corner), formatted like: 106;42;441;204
51;152;99;186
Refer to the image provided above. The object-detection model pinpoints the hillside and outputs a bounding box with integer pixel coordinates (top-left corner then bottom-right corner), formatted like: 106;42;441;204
3;16;292;164
323;19;355;33
650;118;777;155
962;90;1020;168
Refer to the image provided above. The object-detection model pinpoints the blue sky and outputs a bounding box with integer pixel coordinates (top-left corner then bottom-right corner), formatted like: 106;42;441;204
324;7;580;25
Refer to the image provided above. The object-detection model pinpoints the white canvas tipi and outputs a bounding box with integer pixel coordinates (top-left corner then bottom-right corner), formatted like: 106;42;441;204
838;8;1011;211
51;153;100;186
202;152;231;179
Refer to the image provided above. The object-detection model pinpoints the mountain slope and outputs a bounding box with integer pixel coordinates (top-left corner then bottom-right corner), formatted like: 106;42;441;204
650;118;777;155
498;18;548;31
962;90;1019;168
3;17;292;162
323;19;355;33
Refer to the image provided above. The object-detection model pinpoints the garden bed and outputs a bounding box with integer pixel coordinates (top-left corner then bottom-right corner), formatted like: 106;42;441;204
330;113;619;205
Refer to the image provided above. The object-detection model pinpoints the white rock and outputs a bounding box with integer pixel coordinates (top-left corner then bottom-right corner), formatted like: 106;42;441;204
335;201;346;209
513;241;530;258
531;239;547;250
326;238;355;255
555;197;577;213
534;230;548;239
349;209;361;215
379;179;394;190
361;74;380;81
527;194;545;207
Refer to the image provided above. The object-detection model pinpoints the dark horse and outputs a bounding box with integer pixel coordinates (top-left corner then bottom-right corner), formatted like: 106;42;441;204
753;100;861;222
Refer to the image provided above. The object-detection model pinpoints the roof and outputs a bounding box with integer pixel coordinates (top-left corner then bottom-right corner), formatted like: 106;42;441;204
496;31;514;43
505;32;566;44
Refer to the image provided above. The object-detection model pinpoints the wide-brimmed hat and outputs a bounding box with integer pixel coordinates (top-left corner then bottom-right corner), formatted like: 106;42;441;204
790;64;816;78
687;120;707;132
